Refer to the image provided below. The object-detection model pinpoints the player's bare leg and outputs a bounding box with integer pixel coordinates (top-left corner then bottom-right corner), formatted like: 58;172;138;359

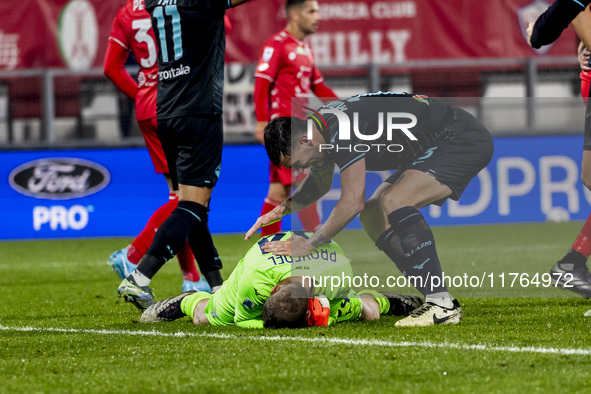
140;291;211;324
359;182;392;242
191;299;211;325
359;293;381;321
358;291;423;321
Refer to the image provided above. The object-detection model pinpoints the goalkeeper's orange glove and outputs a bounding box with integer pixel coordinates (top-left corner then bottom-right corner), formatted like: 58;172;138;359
306;296;330;327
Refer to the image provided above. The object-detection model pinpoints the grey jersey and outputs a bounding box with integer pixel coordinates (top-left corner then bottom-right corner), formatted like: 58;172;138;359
315;92;470;172
146;0;231;118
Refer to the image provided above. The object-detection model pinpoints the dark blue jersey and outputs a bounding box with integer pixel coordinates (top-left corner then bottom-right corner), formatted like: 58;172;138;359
315;92;473;172
145;0;231;118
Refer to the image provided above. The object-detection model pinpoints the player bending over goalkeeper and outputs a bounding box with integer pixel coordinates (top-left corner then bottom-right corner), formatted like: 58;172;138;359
140;232;422;328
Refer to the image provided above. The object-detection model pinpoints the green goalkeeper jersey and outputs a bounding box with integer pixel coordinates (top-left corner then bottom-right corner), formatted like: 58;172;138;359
205;231;354;328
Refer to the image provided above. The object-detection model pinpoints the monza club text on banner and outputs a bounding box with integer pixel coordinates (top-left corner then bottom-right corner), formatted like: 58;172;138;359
0;0;575;71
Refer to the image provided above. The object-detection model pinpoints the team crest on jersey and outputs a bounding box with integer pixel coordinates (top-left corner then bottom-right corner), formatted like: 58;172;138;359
412;94;429;105
242;298;254;309
517;0;553;55
262;47;274;61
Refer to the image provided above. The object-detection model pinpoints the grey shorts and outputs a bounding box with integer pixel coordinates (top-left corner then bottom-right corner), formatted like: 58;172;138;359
385;117;494;206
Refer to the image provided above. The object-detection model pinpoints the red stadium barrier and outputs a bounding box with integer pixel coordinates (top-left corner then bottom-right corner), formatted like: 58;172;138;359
0;0;579;72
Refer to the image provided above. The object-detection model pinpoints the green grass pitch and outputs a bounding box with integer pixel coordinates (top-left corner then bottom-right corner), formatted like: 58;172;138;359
1;222;591;393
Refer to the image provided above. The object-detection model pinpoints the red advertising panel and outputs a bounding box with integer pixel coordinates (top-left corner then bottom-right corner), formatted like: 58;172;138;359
0;0;579;71
0;0;122;70
225;0;578;66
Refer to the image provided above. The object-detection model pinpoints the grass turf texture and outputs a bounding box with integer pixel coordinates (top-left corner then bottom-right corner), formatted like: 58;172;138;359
1;222;591;393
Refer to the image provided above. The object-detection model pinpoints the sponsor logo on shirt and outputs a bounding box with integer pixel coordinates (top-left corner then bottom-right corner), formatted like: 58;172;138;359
262;47;274;61
159;64;191;81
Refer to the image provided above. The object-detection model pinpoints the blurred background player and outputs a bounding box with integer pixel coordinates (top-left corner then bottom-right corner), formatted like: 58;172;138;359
254;0;338;236
117;0;252;311
527;7;591;300
139;231;422;328
103;0;210;293
544;11;591;299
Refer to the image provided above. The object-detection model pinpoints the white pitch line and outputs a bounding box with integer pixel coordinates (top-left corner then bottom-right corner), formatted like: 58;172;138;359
1;325;590;356
0;261;104;270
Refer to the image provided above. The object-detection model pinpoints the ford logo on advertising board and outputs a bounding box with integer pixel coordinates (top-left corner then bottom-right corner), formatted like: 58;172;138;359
8;158;110;200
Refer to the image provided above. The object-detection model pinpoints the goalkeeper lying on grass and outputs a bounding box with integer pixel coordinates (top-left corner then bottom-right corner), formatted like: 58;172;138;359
140;232;422;328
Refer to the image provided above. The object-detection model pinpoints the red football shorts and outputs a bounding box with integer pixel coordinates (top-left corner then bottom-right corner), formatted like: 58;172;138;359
581;71;591;105
138;117;168;174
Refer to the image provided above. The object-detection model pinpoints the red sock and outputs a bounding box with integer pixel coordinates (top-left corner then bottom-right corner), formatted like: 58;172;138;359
261;197;282;236
177;242;201;281
127;193;178;264
572;212;591;258
298;202;321;232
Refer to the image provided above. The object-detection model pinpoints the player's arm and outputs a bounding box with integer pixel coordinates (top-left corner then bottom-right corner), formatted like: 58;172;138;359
104;37;137;99
529;0;591;48
233;271;269;329
230;0;251;6
235;318;264;328
573;6;591;51
284;162;335;214
311;67;338;103
578;41;591;71
306;159;366;248
254;41;280;143
262;159;366;256
245;161;334;240
254;77;272;144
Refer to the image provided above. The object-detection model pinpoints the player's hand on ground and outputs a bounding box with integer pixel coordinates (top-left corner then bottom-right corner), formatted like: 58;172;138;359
526;22;534;47
244;205;286;240
579;43;591;71
255;121;267;145
262;235;315;257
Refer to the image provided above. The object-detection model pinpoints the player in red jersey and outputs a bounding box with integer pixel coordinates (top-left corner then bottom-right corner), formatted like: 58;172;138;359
103;0;210;293
254;0;338;237
528;7;591;301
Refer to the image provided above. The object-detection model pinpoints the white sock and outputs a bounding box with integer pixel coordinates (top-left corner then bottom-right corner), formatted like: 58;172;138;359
425;296;454;309
130;271;150;287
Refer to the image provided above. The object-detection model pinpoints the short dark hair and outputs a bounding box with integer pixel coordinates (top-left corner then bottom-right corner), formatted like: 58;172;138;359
264;117;306;167
285;0;308;14
262;284;309;329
